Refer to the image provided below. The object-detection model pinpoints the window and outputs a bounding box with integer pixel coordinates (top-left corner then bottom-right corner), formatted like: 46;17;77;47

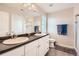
48;17;57;34
41;16;46;33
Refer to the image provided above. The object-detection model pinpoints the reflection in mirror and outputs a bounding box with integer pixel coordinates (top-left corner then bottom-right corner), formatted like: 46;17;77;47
0;11;10;37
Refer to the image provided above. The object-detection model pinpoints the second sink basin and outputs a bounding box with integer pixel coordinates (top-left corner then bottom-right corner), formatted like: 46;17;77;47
2;37;29;45
35;33;46;36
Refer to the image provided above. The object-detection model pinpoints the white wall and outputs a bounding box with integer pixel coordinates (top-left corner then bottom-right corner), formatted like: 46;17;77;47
48;8;75;48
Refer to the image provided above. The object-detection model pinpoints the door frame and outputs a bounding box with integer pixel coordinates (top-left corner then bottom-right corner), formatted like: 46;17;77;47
75;15;79;49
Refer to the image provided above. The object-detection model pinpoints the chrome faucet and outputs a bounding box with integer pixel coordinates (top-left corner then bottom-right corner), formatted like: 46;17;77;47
6;32;17;39
10;32;17;39
13;34;17;38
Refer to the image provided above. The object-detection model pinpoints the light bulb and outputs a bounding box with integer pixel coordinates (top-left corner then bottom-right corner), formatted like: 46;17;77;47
31;4;35;8
28;6;32;10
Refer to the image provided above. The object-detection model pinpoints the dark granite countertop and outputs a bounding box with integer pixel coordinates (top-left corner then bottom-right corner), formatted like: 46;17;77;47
0;34;48;55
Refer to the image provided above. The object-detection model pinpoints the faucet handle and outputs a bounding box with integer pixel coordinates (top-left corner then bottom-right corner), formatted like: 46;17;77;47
13;33;18;38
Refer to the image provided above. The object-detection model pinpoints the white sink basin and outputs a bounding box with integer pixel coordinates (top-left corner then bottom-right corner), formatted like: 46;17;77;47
3;37;29;44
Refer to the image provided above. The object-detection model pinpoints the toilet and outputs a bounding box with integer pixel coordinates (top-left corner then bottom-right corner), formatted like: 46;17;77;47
49;39;56;48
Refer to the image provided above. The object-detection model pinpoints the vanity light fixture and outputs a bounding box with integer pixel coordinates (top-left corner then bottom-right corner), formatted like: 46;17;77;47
22;3;38;12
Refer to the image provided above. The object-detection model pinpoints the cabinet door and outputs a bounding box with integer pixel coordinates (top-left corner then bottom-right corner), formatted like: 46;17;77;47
38;38;45;56
1;46;24;56
43;35;49;54
25;40;38;56
38;35;49;56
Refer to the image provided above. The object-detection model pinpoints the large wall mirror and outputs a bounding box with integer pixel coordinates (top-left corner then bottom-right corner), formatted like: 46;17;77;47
0;9;43;38
11;13;24;35
0;11;10;37
0;11;35;37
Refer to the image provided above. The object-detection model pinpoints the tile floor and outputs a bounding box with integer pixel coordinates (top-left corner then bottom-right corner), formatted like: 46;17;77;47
46;44;77;56
46;48;75;56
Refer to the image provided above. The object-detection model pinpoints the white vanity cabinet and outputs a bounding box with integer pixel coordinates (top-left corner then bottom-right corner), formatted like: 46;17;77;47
38;35;49;56
25;40;38;56
1;46;24;56
0;35;49;56
25;35;49;56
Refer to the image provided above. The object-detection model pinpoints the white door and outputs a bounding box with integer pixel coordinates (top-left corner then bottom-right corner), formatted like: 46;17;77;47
25;40;38;56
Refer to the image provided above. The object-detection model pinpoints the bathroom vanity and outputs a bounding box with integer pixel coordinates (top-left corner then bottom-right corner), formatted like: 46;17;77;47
0;11;49;56
0;34;49;56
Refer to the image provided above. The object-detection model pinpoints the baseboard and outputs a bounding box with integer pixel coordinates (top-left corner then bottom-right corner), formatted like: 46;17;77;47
56;43;75;49
55;44;77;56
75;48;78;56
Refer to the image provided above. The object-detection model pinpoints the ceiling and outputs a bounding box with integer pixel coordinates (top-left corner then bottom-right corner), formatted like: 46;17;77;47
0;3;78;14
36;3;77;13
0;3;41;17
